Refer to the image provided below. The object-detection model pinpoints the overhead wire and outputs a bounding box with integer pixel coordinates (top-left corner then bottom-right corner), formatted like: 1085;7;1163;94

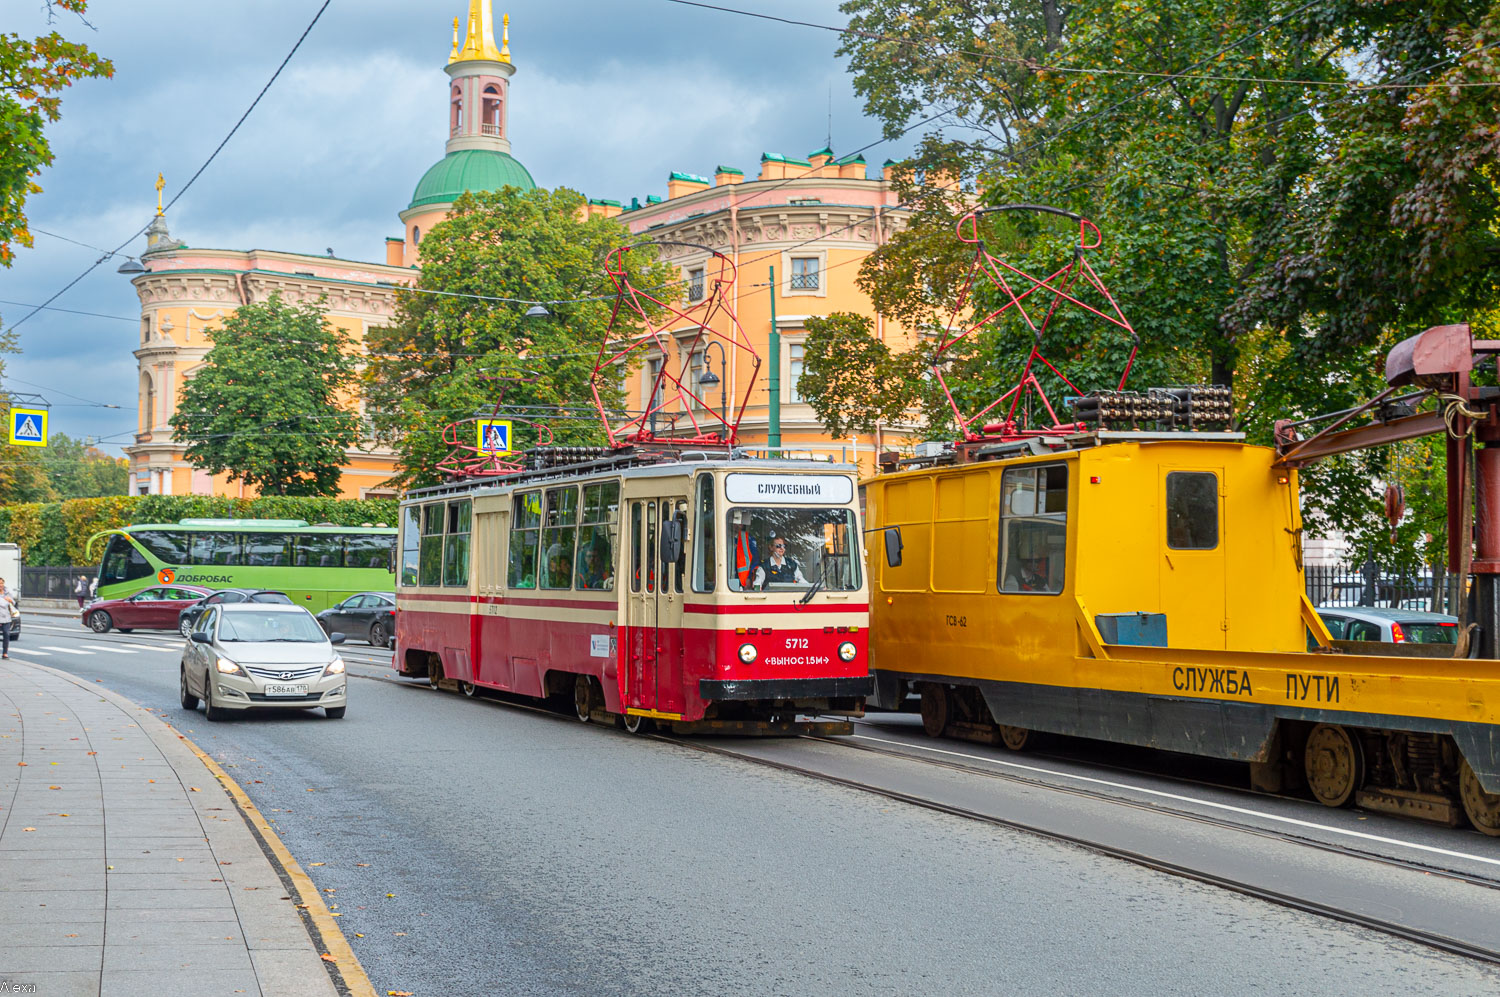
6;0;333;333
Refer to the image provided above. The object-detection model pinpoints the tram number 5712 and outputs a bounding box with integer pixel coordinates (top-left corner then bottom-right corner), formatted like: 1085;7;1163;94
786;637;809;649
945;615;967;628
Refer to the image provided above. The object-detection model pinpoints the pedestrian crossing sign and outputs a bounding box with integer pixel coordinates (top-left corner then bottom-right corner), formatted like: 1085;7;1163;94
476;419;512;455
8;407;47;447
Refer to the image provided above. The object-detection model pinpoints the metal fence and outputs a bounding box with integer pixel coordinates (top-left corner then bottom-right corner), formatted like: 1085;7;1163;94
1304;563;1442;611
22;566;95;602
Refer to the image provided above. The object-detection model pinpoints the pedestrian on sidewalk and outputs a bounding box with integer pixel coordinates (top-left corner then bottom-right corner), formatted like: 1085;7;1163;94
74;574;88;608
0;579;15;659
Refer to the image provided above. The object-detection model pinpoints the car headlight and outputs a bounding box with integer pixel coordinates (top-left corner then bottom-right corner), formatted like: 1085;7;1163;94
324;656;345;675
215;657;241;675
738;643;757;664
838;641;857;662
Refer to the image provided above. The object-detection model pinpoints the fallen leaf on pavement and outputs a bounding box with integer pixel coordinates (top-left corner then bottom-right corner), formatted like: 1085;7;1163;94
189;787;199;792
320;953;336;963
354;933;364;938
386;893;395;898
389;991;414;996
48;785;59;790
356;863;370;867
21;827;34;832
309;862;324;866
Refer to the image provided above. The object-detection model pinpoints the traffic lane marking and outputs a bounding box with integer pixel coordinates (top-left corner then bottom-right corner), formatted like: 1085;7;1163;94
40;645;95;655
851;733;1500;869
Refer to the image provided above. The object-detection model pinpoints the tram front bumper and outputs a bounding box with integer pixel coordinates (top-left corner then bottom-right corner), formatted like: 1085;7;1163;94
699;676;873;701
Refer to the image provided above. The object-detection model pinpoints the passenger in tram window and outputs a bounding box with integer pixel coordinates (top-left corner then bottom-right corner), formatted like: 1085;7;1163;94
730;513;759;591
755;537;807;588
1015;554;1051;592
578;541;613;591
544;543;573;589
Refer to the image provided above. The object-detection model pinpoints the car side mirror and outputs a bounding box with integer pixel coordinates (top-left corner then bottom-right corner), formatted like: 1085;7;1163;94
329;632;347;645
190;632;212;644
660;520;683;566
884;526;903;568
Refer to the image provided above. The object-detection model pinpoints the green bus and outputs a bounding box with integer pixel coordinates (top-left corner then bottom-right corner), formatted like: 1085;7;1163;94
89;518;397;612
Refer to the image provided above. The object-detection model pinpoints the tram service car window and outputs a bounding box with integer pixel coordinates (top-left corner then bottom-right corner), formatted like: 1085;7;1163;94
1166;471;1219;550
541;487;579;590
508;491;542;589
998;464;1067;595
693;475;716;592
400;506;420;586
726;506;861;592
443;500;471;587
575;482;619;591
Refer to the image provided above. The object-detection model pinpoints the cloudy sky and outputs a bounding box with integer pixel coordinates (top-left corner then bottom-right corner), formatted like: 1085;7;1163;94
0;0;920;456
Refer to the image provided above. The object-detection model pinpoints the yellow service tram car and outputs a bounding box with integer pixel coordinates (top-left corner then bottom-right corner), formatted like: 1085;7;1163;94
864;432;1500;833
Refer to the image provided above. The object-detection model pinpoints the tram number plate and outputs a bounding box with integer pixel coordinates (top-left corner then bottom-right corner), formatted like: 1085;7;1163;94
264;683;308;697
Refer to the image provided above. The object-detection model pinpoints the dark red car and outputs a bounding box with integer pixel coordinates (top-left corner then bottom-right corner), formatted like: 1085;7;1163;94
82;584;213;634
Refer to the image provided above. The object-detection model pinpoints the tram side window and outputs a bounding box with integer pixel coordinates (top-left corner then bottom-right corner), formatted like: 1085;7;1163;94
189;532;240;566
243;533;290;567
998;464;1067;595
100;536;153;585
508;492;542;589
541;487;578;590
630;502;643;593
400;506;420;586
1166;471;1219;550
130;530;190;565
692;475;716;592
443;501;471;586
419;505;444;586
575;482;619;591
669;499;687;593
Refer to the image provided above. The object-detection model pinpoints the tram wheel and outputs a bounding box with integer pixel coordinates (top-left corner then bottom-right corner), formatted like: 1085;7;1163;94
573;675;597;723
919;683;949;739
460;681;477;698
428;657;444;690
1304;723;1364;807
623;712;653;735
1459;759;1500;836
998;725;1030;751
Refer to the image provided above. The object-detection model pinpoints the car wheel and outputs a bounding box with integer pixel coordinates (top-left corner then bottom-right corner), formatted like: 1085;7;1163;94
179;617;193;637
203;675;226;721
324;706;346;719
180;666;199;711
369;621;387;649
88;610;112;633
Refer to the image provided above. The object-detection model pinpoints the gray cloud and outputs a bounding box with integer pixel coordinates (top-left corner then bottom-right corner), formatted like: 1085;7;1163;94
0;0;918;454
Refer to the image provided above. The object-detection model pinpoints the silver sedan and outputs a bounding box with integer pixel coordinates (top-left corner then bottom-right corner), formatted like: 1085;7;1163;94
180;603;349;720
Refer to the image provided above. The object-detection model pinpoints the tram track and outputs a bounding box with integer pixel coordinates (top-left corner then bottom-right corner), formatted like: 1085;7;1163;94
329;666;1500;964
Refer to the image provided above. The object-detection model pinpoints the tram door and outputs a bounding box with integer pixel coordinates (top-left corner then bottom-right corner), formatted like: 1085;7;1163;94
1160;467;1227;650
625;497;688;714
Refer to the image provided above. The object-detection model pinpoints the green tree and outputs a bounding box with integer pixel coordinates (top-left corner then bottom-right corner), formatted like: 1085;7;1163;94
364;186;677;487
830;0;1500;559
170;293;360;496
0;0;112;266
39;432;126;498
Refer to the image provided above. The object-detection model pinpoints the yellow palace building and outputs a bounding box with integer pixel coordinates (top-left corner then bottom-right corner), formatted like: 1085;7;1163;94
125;1;917;497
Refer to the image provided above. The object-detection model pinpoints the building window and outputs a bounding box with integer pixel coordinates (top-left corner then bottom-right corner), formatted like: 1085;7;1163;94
481;84;503;137
412;226;421;245
646;357;664;413
790;256;820;291
450;85;464;135
788;342;805;402
687;267;705;302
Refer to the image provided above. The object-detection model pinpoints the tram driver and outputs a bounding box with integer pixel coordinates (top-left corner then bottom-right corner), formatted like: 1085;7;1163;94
754;535;807;589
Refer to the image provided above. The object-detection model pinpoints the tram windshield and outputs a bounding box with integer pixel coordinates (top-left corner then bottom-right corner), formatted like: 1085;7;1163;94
723;507;861;593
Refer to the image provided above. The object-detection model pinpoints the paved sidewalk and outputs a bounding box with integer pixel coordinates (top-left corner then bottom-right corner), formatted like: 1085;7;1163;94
0;659;355;997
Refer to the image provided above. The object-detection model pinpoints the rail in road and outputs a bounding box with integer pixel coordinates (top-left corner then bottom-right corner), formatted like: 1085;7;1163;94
18;616;1500;993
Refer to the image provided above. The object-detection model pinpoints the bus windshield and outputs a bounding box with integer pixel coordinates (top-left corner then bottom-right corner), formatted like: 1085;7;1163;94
723;507;861;592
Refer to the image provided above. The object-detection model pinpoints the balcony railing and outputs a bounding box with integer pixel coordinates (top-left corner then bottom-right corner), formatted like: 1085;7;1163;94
481;123;503;137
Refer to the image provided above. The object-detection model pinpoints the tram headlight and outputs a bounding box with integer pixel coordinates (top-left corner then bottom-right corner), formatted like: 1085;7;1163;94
838;641;857;662
215;657;241;675
737;643;758;664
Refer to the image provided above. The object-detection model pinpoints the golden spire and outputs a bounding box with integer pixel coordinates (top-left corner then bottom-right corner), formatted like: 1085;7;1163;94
449;1;509;65
500;13;510;60
154;172;164;216
450;17;460;60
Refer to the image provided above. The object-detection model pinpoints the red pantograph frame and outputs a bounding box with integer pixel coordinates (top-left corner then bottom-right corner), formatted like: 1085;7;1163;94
933;204;1139;441
590;243;761;448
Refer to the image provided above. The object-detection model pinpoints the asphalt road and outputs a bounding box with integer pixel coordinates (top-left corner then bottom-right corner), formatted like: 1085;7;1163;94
17;613;1500;996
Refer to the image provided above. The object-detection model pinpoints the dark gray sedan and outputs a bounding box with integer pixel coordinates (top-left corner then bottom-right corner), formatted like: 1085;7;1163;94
315;591;395;648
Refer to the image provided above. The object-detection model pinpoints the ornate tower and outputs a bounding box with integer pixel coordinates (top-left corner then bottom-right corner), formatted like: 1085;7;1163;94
394;1;534;266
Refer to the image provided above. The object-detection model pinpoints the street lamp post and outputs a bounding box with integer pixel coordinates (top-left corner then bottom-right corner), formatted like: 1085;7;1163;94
696;341;729;438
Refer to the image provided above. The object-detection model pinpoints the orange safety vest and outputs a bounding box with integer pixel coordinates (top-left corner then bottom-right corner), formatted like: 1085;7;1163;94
735;530;754;588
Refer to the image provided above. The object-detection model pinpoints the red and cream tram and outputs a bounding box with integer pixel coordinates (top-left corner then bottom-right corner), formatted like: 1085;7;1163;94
393;447;872;732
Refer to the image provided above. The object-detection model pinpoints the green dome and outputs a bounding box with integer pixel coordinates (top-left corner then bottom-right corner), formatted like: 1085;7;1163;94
408;149;535;209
